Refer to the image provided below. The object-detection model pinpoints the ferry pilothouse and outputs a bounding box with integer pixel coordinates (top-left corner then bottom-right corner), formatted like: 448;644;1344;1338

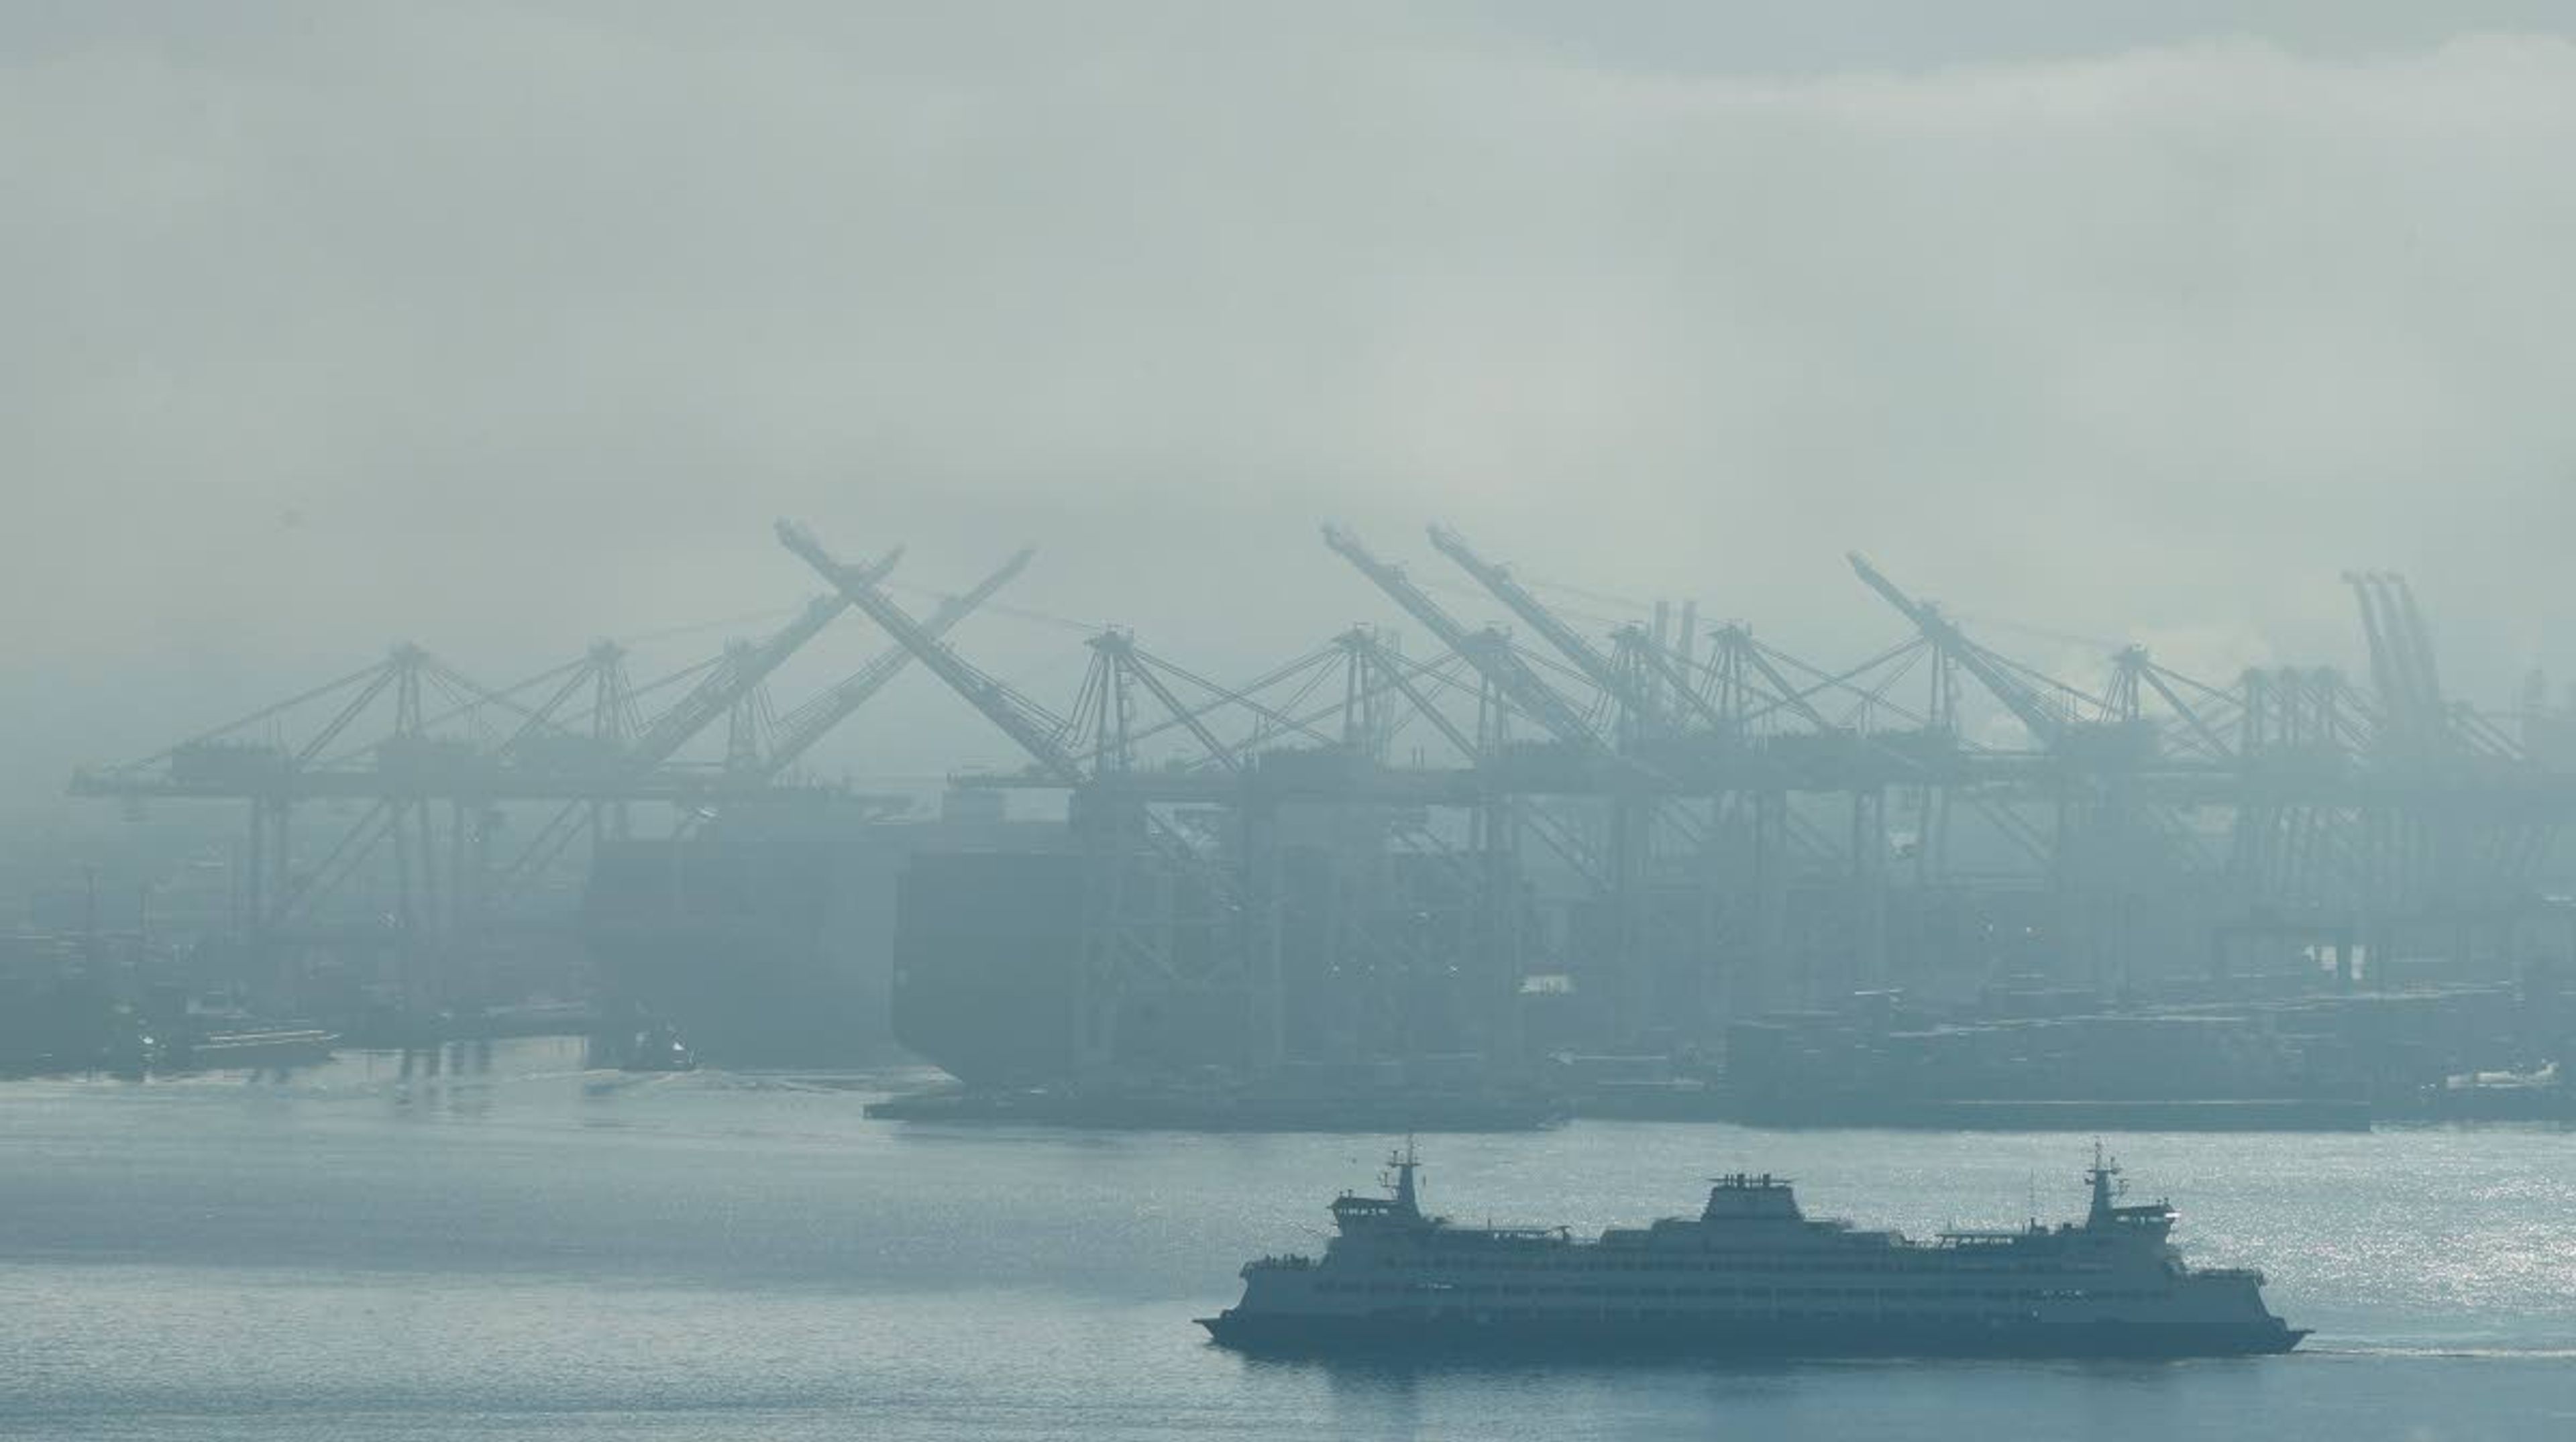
1199;1144;2308;1357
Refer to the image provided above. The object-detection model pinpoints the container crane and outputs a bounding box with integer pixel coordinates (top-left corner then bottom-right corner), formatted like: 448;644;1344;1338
780;518;1283;1070
2344;571;2453;755
1322;524;1603;751
625;547;899;767
1847;553;2071;750
489;548;904;902
753;549;1033;780
777;522;1082;783
1424;526;1648;728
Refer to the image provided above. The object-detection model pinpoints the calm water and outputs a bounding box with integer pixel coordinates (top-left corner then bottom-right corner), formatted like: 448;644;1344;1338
5;1038;2575;1440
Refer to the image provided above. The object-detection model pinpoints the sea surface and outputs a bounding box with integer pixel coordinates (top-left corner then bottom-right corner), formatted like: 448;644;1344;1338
4;1037;2575;1440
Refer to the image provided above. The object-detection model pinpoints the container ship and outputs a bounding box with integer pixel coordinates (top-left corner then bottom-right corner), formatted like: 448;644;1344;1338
579;791;1055;1068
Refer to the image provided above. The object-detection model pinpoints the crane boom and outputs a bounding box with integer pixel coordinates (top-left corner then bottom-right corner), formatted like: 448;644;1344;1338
2387;575;2446;707
1322;524;1600;748
757;549;1032;778
1425;525;1633;710
1622;622;1817;734
777;520;1081;783
1847;553;2065;747
2344;573;2411;734
2136;660;2235;761
625;547;900;767
2380;574;2449;748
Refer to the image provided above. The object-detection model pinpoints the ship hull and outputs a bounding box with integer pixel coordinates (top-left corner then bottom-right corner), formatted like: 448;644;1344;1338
1201;1309;2307;1360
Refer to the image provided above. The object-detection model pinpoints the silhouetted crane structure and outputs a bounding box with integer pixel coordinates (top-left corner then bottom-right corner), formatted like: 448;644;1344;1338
68;516;2576;1077
70;644;527;960
483;547;900;906
782;519;1470;1072
68;545;1030;1008
756;551;1034;782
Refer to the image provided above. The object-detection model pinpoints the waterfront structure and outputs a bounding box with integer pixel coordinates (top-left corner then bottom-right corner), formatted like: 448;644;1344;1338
59;520;2576;1086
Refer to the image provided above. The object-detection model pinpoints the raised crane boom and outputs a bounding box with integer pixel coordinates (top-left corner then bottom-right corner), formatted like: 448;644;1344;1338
1425;525;1628;704
2386;575;2446;708
1322;524;1601;748
1428;525;1797;740
2345;571;2449;752
2345;572;2411;730
756;549;1033;779
777;520;1081;783
624;547;900;768
1847;552;2065;748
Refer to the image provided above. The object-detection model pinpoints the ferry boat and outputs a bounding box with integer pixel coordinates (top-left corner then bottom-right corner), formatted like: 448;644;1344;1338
1199;1145;2308;1358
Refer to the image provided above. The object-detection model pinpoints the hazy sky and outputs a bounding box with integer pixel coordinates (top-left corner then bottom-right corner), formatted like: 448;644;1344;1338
9;1;2576;807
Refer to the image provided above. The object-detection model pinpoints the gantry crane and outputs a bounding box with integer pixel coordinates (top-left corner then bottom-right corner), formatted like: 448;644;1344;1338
1847;553;2075;750
67;644;516;938
780;519;1273;1068
780;522;1081;783
753;549;1034;781
1424;525;1652;733
487;549;903;903
1322;524;1604;752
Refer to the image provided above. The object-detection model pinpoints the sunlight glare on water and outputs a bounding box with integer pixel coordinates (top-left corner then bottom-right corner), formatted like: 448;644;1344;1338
5;1039;2575;1440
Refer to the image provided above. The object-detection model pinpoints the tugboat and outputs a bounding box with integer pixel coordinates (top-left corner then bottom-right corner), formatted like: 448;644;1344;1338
617;1020;697;1073
1200;1144;2308;1358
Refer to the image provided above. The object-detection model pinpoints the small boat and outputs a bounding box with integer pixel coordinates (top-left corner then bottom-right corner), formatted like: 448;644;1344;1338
168;1028;337;1071
618;1021;697;1073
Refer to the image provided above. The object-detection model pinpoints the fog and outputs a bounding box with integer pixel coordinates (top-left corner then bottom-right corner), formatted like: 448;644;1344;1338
9;1;2576;806
16;11;2576;1434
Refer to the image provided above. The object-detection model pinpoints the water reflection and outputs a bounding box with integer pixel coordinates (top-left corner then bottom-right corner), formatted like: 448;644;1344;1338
382;1036;510;1117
